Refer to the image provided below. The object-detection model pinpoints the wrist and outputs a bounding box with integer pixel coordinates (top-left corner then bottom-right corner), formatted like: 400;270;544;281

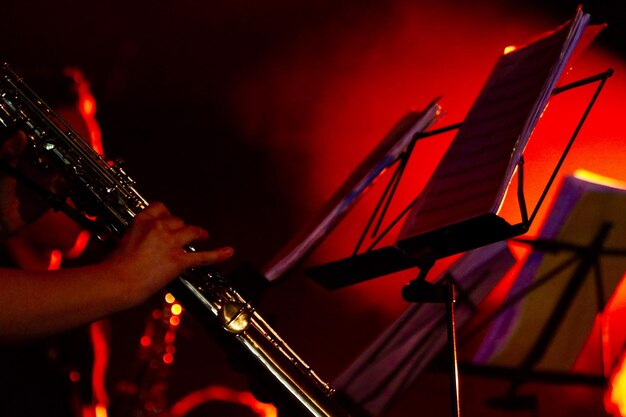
96;258;142;311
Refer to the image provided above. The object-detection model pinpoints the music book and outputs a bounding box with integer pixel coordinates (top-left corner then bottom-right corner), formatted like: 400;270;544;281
334;241;516;416
474;171;626;374
262;100;442;281
396;7;596;260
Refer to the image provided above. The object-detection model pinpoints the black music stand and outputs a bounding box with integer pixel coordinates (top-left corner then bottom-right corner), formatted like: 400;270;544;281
459;174;626;412
307;66;614;289
333;241;516;417
306;9;612;414
306;67;612;417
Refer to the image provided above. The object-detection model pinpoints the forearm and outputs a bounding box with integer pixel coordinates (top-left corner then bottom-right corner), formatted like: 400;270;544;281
0;202;234;342
0;264;131;342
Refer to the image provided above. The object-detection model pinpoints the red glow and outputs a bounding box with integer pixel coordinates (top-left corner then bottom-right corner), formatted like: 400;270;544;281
81;403;108;417
89;321;110;407
140;335;152;347
162;353;174;364
47;249;62;271
232;4;626;416
81;97;96;117
602;279;626;416
94;404;108;417
607;354;626;416
64;230;91;260
64;68;104;156
164;329;177;344
170;385;278;417
169;316;181;327
69;370;81;382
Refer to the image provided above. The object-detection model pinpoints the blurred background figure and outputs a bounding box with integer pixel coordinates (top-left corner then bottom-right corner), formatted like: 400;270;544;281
0;67;110;417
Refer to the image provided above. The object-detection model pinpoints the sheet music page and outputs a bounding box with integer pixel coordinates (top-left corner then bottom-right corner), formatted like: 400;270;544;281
263;100;442;281
398;9;592;242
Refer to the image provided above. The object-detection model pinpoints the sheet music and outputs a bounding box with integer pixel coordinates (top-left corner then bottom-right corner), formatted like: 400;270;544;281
263;101;442;281
475;171;626;372
398;9;592;241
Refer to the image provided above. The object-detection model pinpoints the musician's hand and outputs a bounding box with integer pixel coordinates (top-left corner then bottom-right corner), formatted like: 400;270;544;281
103;202;234;307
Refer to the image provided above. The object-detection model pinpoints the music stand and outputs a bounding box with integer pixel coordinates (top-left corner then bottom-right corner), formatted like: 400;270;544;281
306;9;612;417
261;101;442;282
333;241;517;417
307;67;612;417
461;173;626;412
306;67;612;289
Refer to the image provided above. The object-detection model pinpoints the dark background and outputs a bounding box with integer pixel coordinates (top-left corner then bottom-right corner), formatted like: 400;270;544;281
1;1;625;416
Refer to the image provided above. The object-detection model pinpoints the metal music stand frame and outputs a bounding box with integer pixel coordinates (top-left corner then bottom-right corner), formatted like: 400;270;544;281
307;68;613;417
459;220;626;412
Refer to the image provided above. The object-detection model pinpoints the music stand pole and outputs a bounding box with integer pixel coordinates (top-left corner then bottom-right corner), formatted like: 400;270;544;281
403;264;461;417
446;282;460;417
